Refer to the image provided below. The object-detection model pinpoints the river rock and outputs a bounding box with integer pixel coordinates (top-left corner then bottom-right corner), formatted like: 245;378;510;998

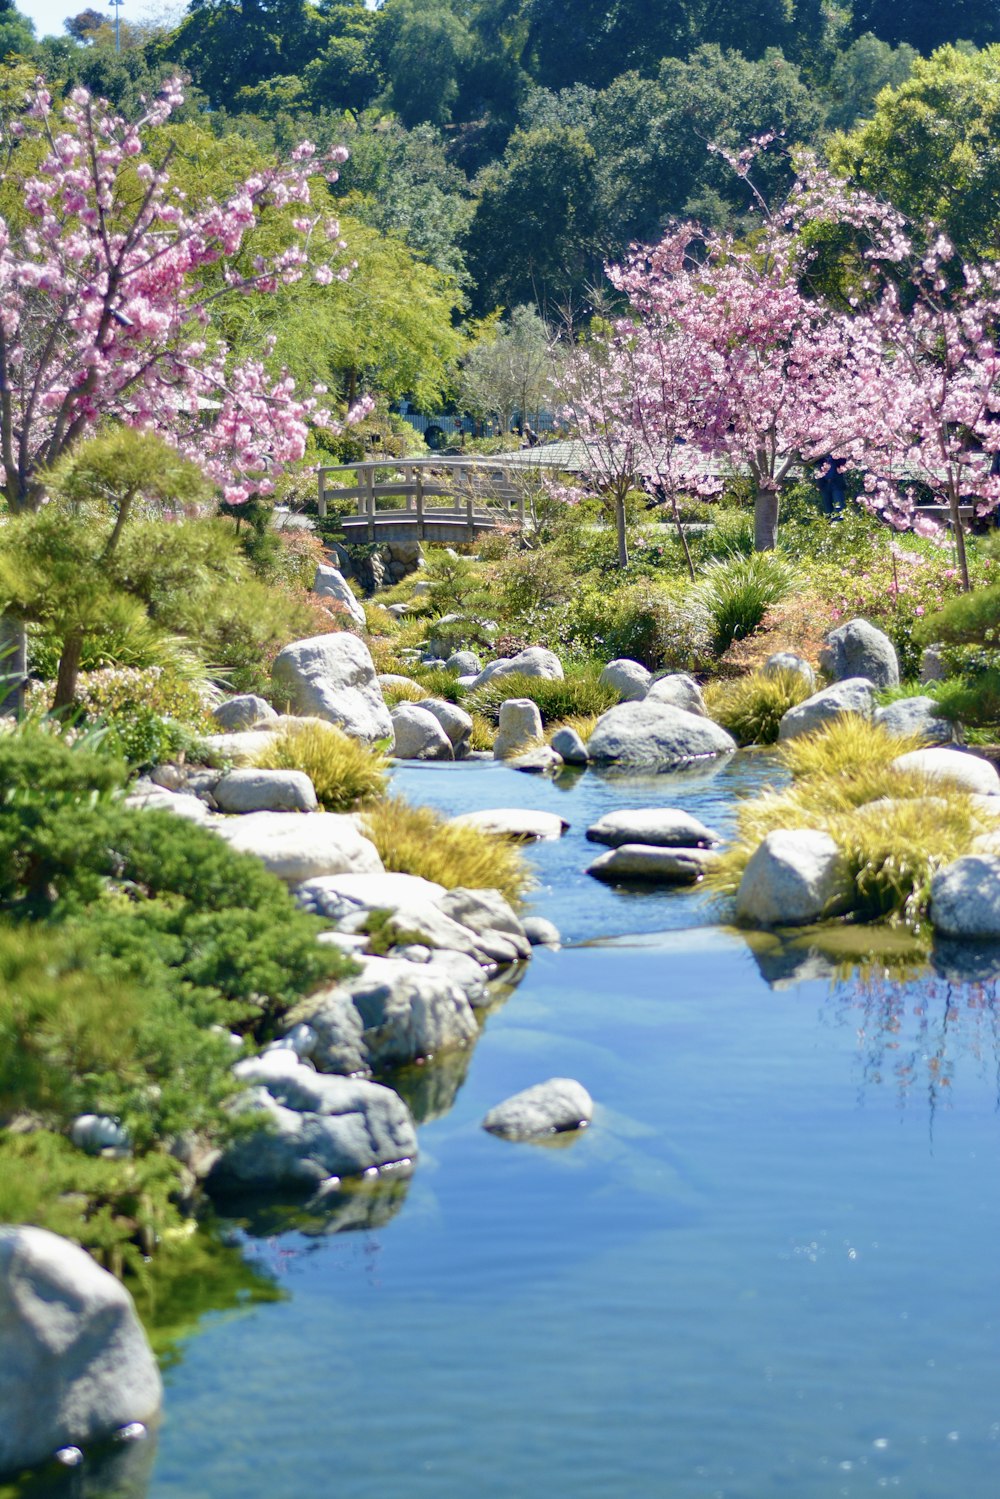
645;673;707;716
296;871;446;920
473;646;564;689
482;1078;593;1140
587;701;736;769
586;844;718;883
449;808;568;841
550;725;588;764
445;650;482;676
69;1115;130;1155
494;698;543;759
213;1076;417;1188
599;658;651;702
930;854;1000;937
123;784;212;822
585;808;720;848
313;565;366;630
391;703;454;761
215;810;383;883
510;746;563;773
0;1226;162;1477
437;887;531;958
891;747;1000;795
734;828;849;927
777;677;876;741
416;698;473;755
377;673;423;696
271;634;392;744
820;618;899;689
214;768;318;814
212;694;277;732
763;652;816;690
873;696;958;746
522;916;561;946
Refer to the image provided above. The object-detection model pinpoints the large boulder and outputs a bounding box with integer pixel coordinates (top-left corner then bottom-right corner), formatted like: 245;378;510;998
449;808;568;841
212;694;277;732
296;871;446;919
482;1078;593;1140
214;810;383;883
390;703;454;761
645;673;707;716
473;646;564;690
0;1227;162;1477
820;618;899;689
586;844;718;883
599;658;651;702
493;698;543;759
891;747;1000;795
416;698;473;756
585;807;720;848
763;652;815;691
873;696;958;746
587;701;736;769
777;677;876;741
437;887;531;959
271;634;392;743
313;564;366;630
734;828;849;927
930;854;1000;938
212;1074;417;1189
214;768;318;814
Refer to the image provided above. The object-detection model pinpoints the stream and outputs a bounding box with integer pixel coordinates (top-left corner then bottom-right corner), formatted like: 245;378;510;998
50;756;1000;1498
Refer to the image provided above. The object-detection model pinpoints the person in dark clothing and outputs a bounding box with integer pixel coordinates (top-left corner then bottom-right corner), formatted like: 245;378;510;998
816;454;847;519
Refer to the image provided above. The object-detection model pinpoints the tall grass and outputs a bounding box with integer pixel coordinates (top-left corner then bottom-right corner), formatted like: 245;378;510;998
704;668;811;746
361;795;531;905
694;552;793;655
467;666;617;726
253;721;388;810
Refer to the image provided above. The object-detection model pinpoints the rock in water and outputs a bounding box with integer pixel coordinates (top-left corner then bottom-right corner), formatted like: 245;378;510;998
820;618;900;689
449;808;568;841
550;725;588;764
587;701;736;769
586;844;718;883
930;854;1000;938
0;1227;162;1477
271;634;392;743
493;698;543;759
415;698;473;757
585;808;720;848
735;829;849;927
482;1078;593;1140
390;703;454;761
522;916;561;946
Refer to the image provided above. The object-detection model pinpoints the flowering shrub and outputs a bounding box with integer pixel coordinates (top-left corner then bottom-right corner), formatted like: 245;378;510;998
65;666;213;765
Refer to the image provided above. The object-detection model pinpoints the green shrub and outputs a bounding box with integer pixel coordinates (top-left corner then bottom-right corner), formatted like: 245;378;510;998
253;720;389;810
704;668;812;746
408;665;466;702
467;666;618;726
694;552;794;655
561;577;674;666
362;795;531;905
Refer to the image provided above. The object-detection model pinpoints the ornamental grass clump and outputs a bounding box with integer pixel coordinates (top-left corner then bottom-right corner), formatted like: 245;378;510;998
253;720;388;810
704;668;812;746
467;666;617;726
694;552;794;656
361;795;531;905
709;717;992;925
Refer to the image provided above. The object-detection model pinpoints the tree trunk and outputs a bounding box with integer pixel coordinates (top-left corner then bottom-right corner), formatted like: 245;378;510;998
947;488;971;592
615;493;629;568
0;616;26;718
53;628;84;712
754;487;780;551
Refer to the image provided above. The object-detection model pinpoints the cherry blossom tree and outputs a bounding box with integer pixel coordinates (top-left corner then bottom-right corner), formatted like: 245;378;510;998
0;75;368;704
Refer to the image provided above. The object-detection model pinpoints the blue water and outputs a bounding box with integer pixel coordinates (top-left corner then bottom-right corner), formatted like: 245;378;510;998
143;758;1000;1499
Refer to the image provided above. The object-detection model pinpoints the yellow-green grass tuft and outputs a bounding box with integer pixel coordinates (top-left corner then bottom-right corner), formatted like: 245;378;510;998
361;795;531;906
253;720;388;811
469;712;497;751
545;712;601;745
703;668;812;746
381;679;427;708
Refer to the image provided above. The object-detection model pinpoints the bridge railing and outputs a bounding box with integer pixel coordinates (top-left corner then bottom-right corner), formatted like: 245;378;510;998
317;456;530;540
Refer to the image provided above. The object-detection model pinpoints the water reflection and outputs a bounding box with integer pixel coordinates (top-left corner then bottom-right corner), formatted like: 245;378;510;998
2;1425;157;1499
222;1168;413;1247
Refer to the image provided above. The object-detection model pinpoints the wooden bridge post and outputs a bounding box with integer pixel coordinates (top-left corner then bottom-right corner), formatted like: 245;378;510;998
466;491;475;540
416;469;425;539
317;468;327;519
403;464;413;511
365;465;376;543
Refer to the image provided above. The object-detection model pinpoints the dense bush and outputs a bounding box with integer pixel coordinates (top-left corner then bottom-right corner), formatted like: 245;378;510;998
694;552;794;655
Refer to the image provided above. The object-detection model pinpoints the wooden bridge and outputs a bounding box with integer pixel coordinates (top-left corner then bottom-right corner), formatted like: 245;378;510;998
318;457;531;543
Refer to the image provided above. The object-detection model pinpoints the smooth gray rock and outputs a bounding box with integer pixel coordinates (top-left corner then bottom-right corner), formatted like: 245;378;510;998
438;887;532;958
522;916;561;946
599;658;652;702
645;673;707;716
873;696;958;746
586;844;718;883
494;698;543;759
215;768;318;814
212;694;277;732
891;747;1000;795
416;698;473;756
449;807;568;841
391;703;454;761
214;810;383;883
0;1227;162;1477
271;634;392;743
550;725;588;764
69;1115;130;1155
214;1076;417;1187
198;729;281;764
930;854;1000;937
585;807;720;849
510;746;563;773
473;646;564;690
763;652;816;690
313;564;366;629
123;784;212;823
296;871;446;918
820;618;899;689
920;644;947;684
482;1078;593;1140
588;701;736;768
445;650;482;676
377;673;424;695
777;677;876;741
734;829;849;927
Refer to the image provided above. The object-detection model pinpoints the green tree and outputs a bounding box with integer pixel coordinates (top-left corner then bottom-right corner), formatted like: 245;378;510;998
853;0;1000;54
375;0;473;127
459;304;552;432
824;32;917;132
